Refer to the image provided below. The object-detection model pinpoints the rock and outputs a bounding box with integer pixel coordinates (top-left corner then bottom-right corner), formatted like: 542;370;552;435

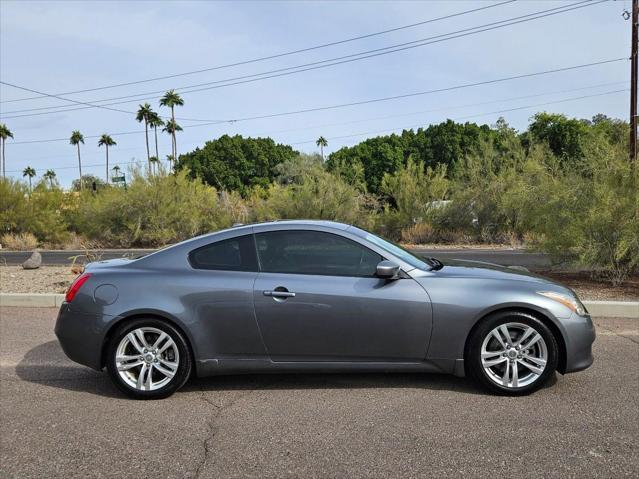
22;250;42;270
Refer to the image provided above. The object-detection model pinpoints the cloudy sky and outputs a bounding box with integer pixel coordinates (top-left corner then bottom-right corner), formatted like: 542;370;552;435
0;0;630;186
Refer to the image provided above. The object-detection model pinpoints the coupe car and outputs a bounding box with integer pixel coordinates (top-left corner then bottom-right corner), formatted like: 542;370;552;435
55;220;595;399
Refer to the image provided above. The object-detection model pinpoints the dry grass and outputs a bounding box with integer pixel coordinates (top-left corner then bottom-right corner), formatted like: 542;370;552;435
0;233;38;251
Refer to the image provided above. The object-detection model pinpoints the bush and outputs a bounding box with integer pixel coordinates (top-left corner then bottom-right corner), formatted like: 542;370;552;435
73;169;234;247
1;232;38;250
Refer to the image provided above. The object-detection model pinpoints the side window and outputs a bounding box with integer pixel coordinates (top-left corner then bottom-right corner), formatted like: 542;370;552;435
189;234;258;271
255;230;382;277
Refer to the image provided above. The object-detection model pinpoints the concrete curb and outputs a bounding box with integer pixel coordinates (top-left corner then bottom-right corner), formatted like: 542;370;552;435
0;294;637;318
0;293;65;308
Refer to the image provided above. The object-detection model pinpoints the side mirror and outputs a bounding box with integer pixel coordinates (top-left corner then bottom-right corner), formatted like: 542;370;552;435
376;260;400;279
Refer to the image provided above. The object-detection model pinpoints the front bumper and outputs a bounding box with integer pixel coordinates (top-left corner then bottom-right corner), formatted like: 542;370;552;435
54;303;111;370
561;313;596;373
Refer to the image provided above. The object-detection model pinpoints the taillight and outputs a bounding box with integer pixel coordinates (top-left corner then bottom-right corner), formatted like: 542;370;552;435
65;273;92;303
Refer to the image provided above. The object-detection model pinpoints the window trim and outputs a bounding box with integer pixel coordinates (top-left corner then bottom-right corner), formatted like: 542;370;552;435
254;229;385;278
188;234;259;272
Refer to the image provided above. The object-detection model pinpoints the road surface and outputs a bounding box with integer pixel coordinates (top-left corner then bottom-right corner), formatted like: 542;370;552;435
0;248;552;269
1;307;637;478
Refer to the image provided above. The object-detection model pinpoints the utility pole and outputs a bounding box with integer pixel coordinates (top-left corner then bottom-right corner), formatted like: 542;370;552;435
630;0;638;163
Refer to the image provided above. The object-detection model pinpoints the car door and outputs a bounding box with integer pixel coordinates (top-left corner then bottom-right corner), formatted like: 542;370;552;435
252;229;432;362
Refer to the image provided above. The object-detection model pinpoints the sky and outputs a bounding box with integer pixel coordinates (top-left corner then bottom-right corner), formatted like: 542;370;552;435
0;0;631;187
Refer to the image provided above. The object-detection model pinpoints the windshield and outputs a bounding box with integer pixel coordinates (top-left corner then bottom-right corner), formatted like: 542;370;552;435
349;226;434;271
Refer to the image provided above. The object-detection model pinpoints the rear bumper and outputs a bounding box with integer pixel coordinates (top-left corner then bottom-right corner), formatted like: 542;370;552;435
562;313;596;373
54;303;111;370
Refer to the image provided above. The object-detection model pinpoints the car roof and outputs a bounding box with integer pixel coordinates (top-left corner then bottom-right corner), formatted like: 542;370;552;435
229;219;351;233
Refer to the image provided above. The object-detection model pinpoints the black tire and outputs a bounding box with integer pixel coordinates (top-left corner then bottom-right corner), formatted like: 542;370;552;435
106;318;192;400
466;311;558;396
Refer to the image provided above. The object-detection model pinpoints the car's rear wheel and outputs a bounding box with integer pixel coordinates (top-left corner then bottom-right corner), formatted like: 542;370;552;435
106;318;192;400
466;311;558;395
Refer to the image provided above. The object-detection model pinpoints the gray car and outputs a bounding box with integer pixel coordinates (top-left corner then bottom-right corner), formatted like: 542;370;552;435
55;220;595;399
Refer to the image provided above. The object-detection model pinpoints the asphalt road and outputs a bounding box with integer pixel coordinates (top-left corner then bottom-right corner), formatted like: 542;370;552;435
1;307;637;478
0;248;552;269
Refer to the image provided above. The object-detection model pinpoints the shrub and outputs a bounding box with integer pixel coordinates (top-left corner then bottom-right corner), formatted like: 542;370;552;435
1;232;38;250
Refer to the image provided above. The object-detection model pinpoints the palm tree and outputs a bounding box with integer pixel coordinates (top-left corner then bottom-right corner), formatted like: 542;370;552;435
43;169;56;188
22;166;36;192
69;130;85;189
136;103;153;167
97;134;116;184
112;164;121;180
147;111;164;160
316;136;328;160
162;120;182;169
0;123;14;178
149;156;159;175
159;90;184;161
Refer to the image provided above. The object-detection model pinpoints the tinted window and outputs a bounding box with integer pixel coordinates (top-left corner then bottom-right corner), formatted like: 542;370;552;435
256;230;382;277
189;235;258;271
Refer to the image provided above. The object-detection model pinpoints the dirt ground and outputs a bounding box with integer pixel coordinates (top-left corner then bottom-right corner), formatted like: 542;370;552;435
0;266;637;301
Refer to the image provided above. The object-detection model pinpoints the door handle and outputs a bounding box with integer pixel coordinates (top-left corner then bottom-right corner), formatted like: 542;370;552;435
263;290;296;298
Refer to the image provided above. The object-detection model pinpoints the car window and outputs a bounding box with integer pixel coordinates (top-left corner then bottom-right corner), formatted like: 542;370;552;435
189;234;258;271
255;230;382;277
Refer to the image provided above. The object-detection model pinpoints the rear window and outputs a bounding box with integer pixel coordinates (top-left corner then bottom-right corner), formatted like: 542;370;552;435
189;234;258;271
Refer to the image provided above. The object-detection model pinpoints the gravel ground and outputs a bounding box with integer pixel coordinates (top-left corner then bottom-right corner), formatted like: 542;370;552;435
0;307;637;478
0;266;78;294
1;265;637;301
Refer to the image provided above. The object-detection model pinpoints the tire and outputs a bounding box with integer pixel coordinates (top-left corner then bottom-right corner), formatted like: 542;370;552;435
466;311;558;396
106;318;192;400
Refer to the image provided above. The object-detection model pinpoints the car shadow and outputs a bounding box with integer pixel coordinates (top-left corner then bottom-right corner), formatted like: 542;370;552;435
15;340;556;398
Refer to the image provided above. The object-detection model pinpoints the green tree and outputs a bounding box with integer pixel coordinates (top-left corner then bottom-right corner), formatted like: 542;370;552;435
149;156;159;175
22;166;36;192
72;174;105;192
316;136;328;160
69;130;85;189
136;103;153;166
97;134;117;184
159;90;184;161
162;120;182;169
147;111;164;160
526;112;588;166
43;169;57;188
0;123;14;179
176;134;299;193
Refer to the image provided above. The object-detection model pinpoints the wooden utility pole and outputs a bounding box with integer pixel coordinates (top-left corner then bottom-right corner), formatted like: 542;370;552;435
630;0;638;163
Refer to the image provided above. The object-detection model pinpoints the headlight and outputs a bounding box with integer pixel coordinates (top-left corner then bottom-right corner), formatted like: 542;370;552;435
537;291;587;316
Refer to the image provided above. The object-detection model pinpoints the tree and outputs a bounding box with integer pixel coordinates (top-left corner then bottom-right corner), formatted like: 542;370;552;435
176;134;299;193
526;112;588;166
72;174;104;192
147;111;164;160
97;134;117;183
22;166;36;192
162;120;182;169
136;103;153;166
69;130;85;189
316;136;328;160
112;165;121;181
0;123;14;179
159;90;184;161
43;169;57;188
149;156;159;175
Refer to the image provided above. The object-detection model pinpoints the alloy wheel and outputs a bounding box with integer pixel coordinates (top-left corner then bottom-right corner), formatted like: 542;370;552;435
115;327;180;391
480;322;548;388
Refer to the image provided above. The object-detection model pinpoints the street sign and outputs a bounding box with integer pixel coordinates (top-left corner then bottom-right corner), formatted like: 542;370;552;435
112;176;126;183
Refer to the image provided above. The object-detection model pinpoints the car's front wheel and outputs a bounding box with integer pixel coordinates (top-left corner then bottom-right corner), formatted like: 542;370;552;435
466;311;558;395
106;318;192;399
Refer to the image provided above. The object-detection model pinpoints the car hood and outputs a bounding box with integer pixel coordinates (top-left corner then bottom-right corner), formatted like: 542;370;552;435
424;258;558;286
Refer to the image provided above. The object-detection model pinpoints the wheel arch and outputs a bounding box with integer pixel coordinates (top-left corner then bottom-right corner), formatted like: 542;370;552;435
100;310;197;372
463;306;567;374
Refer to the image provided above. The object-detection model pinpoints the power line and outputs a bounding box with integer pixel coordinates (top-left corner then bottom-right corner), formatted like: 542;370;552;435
7;58;625;145
4;88;627;173
0;0;517;104
0;0;605;120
